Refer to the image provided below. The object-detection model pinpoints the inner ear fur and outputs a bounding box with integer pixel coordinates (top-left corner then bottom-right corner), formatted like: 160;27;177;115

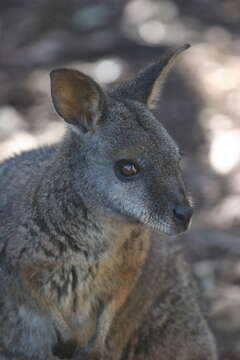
50;69;106;132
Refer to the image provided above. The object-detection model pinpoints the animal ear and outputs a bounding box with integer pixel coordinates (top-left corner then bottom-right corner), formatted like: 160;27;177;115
50;69;106;132
112;44;190;110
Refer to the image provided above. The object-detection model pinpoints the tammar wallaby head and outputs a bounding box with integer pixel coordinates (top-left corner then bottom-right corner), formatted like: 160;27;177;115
50;44;192;236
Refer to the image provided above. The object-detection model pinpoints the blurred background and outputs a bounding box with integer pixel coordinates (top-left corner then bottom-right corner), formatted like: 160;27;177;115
0;1;240;358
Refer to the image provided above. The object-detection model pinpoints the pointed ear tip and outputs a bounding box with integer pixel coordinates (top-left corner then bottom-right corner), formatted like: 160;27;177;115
160;43;191;63
174;43;191;55
50;69;63;80
50;68;73;79
183;43;191;50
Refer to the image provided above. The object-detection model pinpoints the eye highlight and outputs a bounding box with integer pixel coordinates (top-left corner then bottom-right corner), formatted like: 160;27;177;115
114;160;140;181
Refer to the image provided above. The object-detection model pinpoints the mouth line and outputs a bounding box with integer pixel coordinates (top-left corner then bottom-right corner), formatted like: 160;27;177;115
145;217;189;236
117;206;189;236
141;216;172;235
125;213;173;235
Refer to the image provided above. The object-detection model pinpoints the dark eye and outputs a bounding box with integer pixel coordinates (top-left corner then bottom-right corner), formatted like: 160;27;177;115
114;160;140;181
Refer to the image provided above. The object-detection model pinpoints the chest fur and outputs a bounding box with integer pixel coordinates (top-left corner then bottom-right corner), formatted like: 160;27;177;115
21;226;150;350
68;227;150;347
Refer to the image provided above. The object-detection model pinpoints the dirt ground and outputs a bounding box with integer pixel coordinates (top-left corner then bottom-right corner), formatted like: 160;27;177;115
0;1;240;359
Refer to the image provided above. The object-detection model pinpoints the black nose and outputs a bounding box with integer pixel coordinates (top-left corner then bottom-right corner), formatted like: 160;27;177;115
173;203;193;226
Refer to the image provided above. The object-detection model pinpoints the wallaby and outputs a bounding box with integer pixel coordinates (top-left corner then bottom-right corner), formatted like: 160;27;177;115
0;45;217;360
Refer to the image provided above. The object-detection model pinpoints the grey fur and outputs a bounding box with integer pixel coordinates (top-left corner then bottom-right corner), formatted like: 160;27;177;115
0;46;217;359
